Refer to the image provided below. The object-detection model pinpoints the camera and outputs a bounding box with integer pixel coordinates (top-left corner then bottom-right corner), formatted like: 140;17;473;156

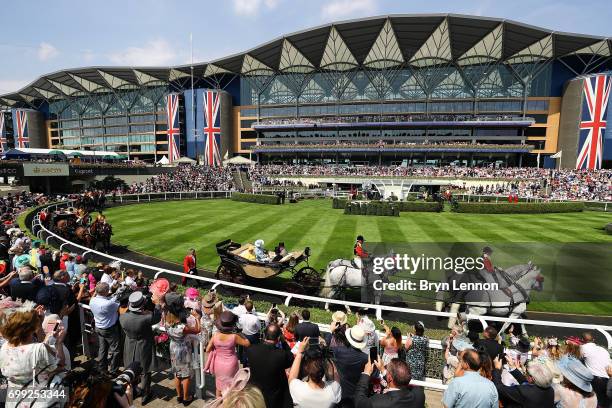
112;362;142;396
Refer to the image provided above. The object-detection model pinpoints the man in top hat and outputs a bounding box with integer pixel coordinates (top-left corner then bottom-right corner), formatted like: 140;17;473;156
120;291;162;405
353;235;368;268
182;248;197;286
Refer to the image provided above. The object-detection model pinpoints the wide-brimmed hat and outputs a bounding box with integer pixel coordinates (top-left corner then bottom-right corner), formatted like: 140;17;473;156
202;292;218;308
185;287;199;300
14;254;31;268
331;311;347;326
557;356;593;393
128;291;145;312
215;311;238;334
452;335;474;352
149;278;170;299
165;292;188;321
254;239;264;248
516;337;531;353
346;326;367;350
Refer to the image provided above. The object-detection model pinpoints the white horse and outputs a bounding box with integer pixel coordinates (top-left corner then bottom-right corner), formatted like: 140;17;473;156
320;256;395;313
459;263;544;335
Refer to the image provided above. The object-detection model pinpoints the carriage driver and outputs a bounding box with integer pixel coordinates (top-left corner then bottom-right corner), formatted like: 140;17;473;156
353;235;368;269
480;246;512;292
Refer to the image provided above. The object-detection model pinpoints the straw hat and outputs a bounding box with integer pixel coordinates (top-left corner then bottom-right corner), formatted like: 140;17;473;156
331;311;348;326
345;326;367;350
202;291;218;308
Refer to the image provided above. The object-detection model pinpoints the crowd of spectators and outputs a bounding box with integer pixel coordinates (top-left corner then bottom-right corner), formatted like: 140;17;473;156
252;141;531;151
125;164;235;193
440;323;612;408
250;165;612;201
257;114;529;126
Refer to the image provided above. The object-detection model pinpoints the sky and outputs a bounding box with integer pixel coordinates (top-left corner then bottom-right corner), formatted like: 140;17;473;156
0;0;611;94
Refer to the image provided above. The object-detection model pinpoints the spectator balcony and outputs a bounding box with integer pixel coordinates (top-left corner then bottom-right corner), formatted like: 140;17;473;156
251;142;534;154
252;115;535;131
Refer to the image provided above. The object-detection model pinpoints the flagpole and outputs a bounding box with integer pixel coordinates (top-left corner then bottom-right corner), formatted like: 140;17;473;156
190;32;196;164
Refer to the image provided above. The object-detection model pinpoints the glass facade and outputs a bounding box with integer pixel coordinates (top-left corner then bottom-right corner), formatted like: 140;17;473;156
48;86;169;158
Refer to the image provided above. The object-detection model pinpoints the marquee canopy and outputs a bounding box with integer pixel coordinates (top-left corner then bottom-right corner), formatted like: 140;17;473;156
1;14;610;110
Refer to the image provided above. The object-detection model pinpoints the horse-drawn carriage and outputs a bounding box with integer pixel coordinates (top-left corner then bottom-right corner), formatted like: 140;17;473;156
215;239;321;294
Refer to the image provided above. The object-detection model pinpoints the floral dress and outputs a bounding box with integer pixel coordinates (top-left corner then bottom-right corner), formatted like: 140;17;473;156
406;335;429;381
167;323;193;378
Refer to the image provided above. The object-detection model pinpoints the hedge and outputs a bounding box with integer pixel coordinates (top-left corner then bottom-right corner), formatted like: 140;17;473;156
231;192;280;205
332;198;348;209
452;201;585;214
396;201;443;212
605;223;612;235
344;202;399;217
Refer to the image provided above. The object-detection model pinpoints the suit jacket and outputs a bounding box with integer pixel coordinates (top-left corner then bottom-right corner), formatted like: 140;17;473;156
492;368;554;408
355;374;425;408
331;344;368;402
246;342;294;408
294;321;320;341
119;309;162;373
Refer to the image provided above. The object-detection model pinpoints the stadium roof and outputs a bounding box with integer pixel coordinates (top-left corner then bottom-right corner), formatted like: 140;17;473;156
1;13;610;109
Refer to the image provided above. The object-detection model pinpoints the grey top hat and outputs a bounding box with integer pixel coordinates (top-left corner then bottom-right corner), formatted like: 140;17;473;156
128;291;145;312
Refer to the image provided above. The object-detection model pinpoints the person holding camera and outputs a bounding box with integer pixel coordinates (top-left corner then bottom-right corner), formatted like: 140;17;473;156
247;324;294;408
355;357;425;408
288;336;342;407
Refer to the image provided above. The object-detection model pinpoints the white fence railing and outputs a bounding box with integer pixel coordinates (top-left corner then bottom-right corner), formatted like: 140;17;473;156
109;190;611;211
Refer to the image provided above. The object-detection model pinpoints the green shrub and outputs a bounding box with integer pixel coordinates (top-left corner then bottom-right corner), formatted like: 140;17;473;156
396;201;443;212
332;198;348;209
343;201;398;217
231;192;280;205
452;202;585;214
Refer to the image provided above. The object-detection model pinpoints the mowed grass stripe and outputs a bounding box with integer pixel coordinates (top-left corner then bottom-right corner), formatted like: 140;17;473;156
105;200;612;271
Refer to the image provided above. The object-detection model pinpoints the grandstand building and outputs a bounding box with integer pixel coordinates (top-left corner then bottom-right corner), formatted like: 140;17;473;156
0;14;611;168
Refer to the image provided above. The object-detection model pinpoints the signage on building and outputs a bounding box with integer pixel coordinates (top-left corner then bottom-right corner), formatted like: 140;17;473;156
23;163;69;177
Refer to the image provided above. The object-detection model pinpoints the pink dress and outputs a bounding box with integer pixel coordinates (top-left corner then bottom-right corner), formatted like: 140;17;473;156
208;335;238;392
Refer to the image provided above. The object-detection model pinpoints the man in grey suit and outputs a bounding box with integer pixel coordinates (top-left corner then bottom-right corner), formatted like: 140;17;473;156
119;291;162;405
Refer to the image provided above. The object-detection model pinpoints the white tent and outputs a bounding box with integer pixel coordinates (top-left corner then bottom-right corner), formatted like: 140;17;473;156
175;156;196;164
156;155;170;165
223;155;254;166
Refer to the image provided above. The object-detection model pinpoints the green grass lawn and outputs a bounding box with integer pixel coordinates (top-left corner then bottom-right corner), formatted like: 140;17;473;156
105;199;612;315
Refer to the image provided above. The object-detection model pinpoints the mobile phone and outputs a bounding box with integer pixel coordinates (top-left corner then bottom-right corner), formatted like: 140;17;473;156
272;303;277;308
45;321;59;334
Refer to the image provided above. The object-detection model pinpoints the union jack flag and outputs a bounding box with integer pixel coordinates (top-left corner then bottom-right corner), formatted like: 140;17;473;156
0;112;6;153
203;90;221;167
576;74;611;170
166;94;181;163
14;110;29;149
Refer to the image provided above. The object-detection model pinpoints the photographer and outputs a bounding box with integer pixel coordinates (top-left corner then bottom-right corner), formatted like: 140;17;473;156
355;357;425;408
110;362;143;408
288;336;341;407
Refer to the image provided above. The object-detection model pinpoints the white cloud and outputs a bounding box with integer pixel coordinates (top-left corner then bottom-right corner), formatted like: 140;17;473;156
321;0;377;21
0;79;30;94
108;39;180;66
232;0;280;16
37;42;58;61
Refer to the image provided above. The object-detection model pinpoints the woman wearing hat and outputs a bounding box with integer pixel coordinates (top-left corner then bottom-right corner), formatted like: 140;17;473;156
166;306;201;405
205;310;251;398
554;356;597;408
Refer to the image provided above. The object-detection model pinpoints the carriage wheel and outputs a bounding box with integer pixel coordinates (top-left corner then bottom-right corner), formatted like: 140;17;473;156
215;264;246;285
292;266;321;294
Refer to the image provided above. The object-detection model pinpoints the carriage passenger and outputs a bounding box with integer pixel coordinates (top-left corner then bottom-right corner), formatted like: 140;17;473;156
254;240;270;262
